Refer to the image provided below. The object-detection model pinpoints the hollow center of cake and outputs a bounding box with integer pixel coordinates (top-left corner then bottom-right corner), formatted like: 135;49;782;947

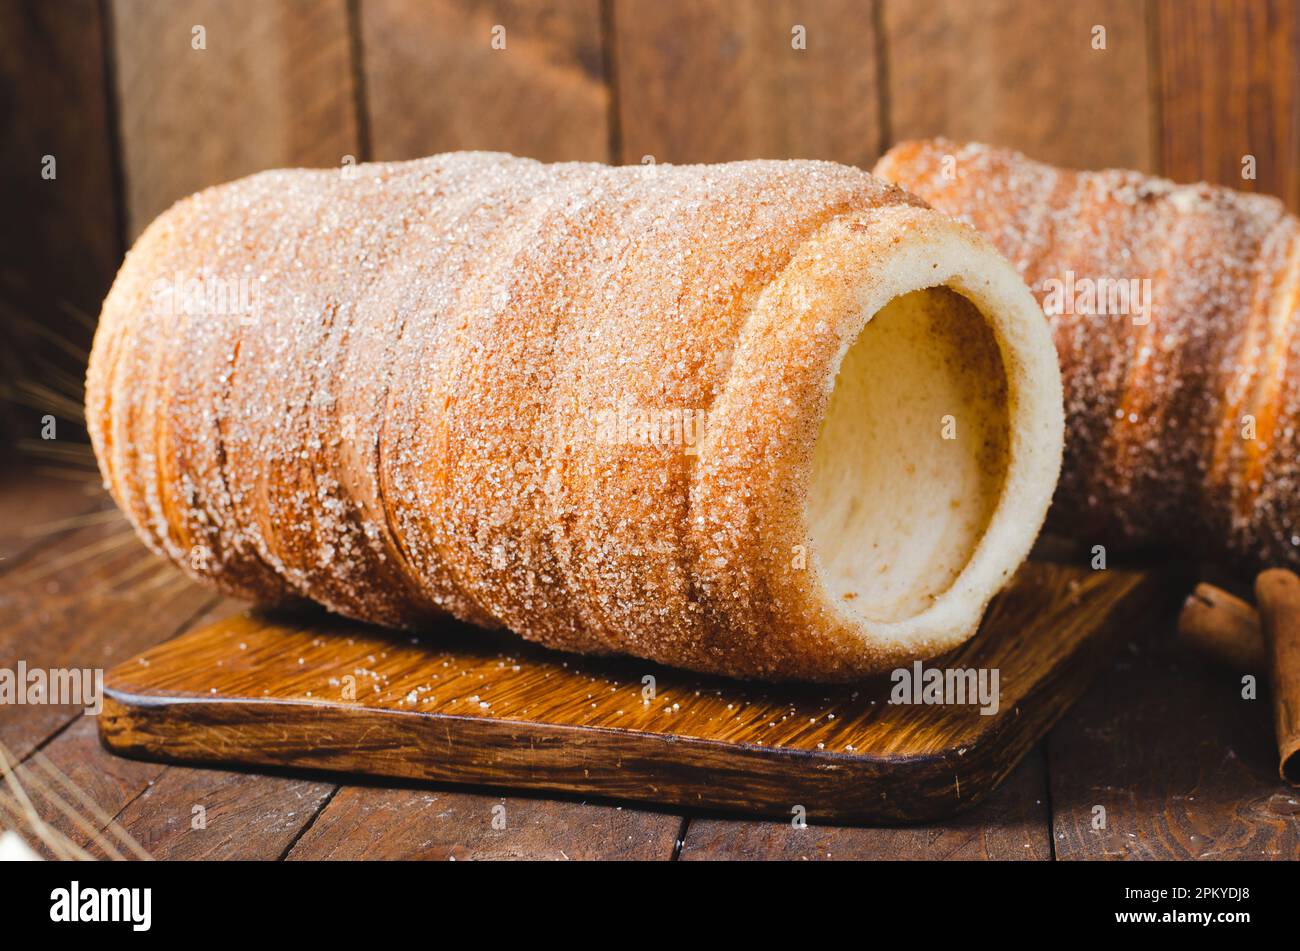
807;286;1011;624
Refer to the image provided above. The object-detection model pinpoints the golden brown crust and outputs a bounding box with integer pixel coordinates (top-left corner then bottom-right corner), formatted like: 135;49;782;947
87;153;1063;680
876;138;1300;572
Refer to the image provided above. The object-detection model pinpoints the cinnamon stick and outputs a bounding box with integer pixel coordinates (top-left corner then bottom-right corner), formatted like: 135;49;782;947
1177;583;1266;671
1256;570;1300;786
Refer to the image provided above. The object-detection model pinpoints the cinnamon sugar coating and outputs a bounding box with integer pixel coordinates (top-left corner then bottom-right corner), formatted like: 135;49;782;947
87;153;1063;680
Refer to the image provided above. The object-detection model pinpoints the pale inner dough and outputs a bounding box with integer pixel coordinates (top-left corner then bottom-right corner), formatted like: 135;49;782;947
808;286;1011;624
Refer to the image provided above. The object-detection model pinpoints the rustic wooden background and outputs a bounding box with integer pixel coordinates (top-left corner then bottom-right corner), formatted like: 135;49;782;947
3;0;1299;369
2;0;1299;860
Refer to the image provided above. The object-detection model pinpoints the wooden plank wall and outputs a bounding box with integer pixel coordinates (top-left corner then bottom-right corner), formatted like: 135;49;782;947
0;1;121;445
5;0;1299;332
360;0;610;163
884;0;1154;171
612;0;883;166
111;0;361;240
1155;0;1300;208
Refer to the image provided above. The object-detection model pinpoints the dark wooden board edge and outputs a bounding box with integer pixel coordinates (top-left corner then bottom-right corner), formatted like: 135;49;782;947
99;570;1167;824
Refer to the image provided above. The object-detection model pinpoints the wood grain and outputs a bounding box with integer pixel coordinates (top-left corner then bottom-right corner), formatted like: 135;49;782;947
679;747;1051;859
1048;616;1300;859
15;597;682;863
15;716;167;859
0;0;121;448
883;0;1154;171
287;785;681;859
0;467;110;571
100;563;1160;823
1155;0;1300;209
612;0;882;165
0;0;122;315
110;0;360;238
112;764;333;860
359;0;609;162
4;592;336;861
0;510;217;761
0;481;337;863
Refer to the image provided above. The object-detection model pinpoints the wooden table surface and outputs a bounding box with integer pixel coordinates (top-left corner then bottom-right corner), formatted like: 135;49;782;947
3;466;1298;860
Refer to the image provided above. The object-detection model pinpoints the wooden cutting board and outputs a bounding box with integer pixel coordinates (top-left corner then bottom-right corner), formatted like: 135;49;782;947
99;562;1165;823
